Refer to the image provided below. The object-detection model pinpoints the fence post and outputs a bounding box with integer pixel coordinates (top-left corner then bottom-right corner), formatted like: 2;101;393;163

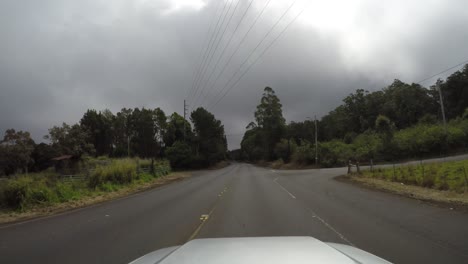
462;166;468;193
370;159;374;172
347;160;351;174
356;161;361;174
136;159;140;175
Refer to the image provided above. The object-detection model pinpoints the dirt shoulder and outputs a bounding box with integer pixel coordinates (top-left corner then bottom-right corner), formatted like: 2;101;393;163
0;172;191;225
337;174;468;211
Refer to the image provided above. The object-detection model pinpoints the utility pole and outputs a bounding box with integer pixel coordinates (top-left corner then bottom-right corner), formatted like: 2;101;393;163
437;84;448;156
314;115;318;165
437;84;447;133
183;100;188;141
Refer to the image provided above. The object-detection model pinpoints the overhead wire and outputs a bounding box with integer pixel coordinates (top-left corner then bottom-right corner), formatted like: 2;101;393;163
189;0;231;101
197;0;273;110
185;0;223;100
192;0;255;110
208;0;302;110
416;58;468;84
190;0;236;108
191;0;243;111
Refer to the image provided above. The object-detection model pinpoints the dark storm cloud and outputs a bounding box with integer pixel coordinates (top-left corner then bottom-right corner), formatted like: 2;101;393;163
1;0;468;149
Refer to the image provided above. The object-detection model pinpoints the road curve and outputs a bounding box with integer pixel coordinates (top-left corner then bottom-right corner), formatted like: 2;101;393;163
0;163;467;264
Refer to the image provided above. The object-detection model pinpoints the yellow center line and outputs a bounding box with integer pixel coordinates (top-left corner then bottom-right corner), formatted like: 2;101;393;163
186;184;231;242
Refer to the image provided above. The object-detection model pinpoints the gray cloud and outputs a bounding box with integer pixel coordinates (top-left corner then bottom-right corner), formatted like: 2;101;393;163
1;0;468;149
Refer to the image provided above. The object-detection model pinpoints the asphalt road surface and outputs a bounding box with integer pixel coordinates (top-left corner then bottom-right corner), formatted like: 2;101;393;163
1;163;468;263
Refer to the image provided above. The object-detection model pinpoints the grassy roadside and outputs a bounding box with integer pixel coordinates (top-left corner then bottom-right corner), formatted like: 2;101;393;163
0;171;190;225
339;158;468;209
342;175;468;209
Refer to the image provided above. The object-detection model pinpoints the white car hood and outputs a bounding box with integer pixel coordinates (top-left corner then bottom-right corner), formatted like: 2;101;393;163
130;237;391;264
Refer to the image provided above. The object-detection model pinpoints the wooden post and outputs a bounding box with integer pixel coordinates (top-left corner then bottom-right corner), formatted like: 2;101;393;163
347;160;352;174
356;161;361;174
370;159;374;172
462;166;467;193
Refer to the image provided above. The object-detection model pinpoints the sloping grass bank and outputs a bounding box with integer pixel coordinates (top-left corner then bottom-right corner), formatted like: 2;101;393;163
345;159;468;207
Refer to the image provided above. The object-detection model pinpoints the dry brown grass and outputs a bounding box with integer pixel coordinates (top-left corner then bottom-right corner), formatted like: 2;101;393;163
0;172;190;225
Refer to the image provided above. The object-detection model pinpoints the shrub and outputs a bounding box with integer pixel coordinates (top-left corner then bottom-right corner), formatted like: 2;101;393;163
291;141;315;165
3;177;32;209
165;141;192;169
319;140;353;167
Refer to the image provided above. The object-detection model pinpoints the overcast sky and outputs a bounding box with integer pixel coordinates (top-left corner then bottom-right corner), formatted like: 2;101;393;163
1;0;468;149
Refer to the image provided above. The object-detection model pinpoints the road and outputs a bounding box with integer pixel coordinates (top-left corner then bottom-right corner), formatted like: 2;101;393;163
1;163;468;263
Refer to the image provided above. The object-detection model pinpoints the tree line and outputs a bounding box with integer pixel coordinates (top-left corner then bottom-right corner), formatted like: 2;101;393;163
239;65;468;166
0;107;227;175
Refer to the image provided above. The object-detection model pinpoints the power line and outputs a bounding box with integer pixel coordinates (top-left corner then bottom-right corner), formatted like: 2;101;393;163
185;0;223;100
191;0;236;106
193;0;255;110
189;0;230;101
197;0;273;110
416;58;468;84
209;0;301;109
191;0;243;110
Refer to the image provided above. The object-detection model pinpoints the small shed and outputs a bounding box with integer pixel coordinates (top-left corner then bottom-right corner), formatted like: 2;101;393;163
51;155;79;174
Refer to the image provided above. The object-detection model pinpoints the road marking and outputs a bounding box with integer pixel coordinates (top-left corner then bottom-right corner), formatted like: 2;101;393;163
273;177;296;199
272;177;353;246
187;204;218;241
308;208;355;246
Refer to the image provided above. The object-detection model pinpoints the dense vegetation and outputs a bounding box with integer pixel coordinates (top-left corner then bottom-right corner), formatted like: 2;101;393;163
0;107;227;176
239;65;468;167
0;158;170;210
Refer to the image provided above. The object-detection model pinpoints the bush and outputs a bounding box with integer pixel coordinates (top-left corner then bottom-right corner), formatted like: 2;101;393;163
291;141;315;164
319;140;353;167
3;177;32;209
274;139;296;162
165;141;192;169
352;132;383;161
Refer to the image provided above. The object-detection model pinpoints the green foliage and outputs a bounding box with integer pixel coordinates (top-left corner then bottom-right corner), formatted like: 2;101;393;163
45;123;95;157
291;140;315;164
0;129;35;175
0;158;170;210
274;139;297;163
362;159;468;193
190;107;227;166
319;140;353;167
88;159;137;188
251;87;286;160
165;141;192;169
352;132;383;160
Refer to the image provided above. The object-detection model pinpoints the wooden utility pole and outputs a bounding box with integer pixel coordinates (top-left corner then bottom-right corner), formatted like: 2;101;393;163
315;115;318;165
183;100;187;141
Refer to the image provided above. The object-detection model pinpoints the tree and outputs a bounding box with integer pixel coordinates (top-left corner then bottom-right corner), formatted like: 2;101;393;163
437;65;468;119
165;141;192;169
253;87;286;160
0;129;35;175
164;112;192;147
190;107;227;166
30;143;58;172
80;109;114;156
45;123;95;157
113;108;133;157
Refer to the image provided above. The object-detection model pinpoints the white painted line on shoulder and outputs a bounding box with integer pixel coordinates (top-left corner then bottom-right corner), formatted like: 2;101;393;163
273;177;296;199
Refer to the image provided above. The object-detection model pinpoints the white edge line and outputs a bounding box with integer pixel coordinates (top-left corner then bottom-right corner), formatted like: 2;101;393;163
273;177;296;199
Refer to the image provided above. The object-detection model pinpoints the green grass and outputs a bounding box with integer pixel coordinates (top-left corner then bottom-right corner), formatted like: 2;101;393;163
0;158;171;211
361;160;468;193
